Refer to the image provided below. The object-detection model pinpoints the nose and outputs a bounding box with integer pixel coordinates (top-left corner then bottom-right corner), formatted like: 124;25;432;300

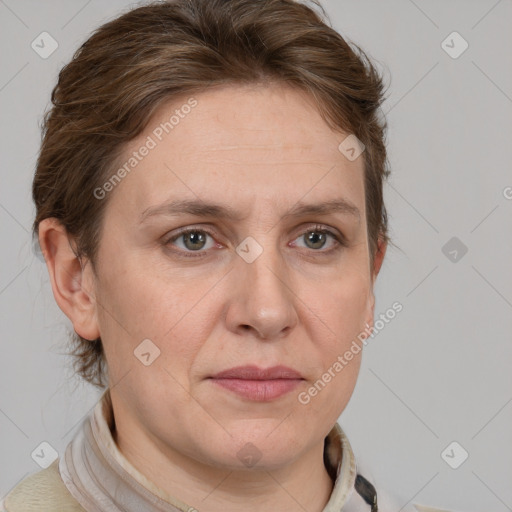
225;240;298;340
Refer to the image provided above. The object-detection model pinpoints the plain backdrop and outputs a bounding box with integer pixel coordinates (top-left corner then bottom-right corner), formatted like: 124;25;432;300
1;1;511;510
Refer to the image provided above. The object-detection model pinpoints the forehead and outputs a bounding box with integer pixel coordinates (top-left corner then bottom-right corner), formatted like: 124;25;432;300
107;83;366;220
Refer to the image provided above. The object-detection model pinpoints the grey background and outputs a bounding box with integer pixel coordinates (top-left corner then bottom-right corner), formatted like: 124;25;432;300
1;1;511;510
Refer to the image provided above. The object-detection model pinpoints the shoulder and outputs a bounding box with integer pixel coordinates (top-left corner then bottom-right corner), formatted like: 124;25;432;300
2;459;86;512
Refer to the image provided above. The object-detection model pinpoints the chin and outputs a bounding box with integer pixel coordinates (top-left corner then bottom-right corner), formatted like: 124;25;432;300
201;420;304;468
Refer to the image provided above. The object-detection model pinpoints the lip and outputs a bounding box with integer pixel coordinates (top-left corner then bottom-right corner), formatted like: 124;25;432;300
211;365;303;380
209;365;304;402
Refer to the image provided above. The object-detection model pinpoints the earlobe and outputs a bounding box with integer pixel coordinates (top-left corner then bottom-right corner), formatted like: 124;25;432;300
38;218;100;341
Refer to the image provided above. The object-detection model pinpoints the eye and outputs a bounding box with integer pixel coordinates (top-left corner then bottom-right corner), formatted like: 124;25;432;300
292;225;345;253
166;228;217;254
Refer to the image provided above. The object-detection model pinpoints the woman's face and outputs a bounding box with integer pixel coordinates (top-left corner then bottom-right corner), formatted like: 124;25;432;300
88;83;383;470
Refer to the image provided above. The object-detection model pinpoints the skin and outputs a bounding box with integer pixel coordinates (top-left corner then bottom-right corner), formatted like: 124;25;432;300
40;83;386;512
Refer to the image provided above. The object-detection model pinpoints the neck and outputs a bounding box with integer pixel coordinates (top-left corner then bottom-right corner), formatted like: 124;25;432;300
113;423;334;512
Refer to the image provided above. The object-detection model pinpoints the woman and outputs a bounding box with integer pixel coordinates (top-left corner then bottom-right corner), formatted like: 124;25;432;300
3;0;440;510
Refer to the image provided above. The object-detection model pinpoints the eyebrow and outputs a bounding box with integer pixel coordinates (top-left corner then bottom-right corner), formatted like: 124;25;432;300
139;198;361;224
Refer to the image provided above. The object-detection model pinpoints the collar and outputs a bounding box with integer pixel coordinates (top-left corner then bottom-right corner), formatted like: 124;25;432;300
59;388;375;512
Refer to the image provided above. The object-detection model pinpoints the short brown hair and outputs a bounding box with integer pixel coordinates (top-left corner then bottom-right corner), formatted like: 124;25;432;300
33;0;392;389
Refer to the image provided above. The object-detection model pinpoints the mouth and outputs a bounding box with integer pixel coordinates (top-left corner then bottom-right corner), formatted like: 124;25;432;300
208;365;304;402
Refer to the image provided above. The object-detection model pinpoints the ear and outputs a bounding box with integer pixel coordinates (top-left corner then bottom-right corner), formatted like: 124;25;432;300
38;218;100;341
371;236;387;284
364;236;388;335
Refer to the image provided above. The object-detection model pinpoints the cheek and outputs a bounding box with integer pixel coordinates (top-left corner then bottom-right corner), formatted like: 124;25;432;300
94;254;214;374
336;276;371;326
316;266;371;334
305;270;370;398
303;279;367;419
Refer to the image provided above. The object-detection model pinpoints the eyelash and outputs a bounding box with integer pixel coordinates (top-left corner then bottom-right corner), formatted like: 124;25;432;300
163;224;346;259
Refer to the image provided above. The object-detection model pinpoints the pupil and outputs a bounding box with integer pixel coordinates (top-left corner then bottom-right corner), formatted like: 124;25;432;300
307;231;325;249
185;231;205;250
